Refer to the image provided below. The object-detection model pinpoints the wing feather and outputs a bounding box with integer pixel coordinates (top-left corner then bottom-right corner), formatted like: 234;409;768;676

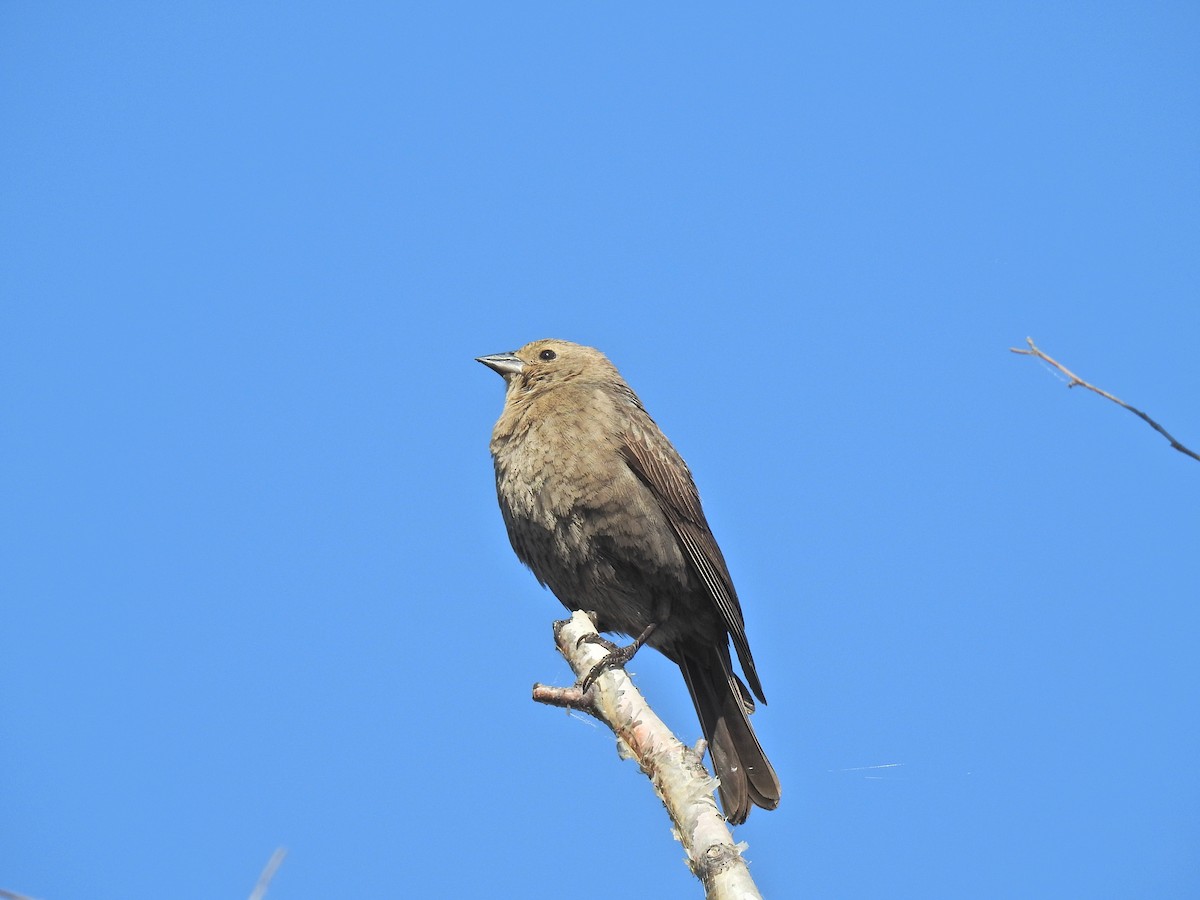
618;412;766;703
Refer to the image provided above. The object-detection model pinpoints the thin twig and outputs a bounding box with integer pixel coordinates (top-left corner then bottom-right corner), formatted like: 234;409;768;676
248;847;288;900
1010;337;1198;462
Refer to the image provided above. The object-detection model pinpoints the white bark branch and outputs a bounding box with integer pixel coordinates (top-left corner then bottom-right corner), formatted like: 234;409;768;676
532;611;765;900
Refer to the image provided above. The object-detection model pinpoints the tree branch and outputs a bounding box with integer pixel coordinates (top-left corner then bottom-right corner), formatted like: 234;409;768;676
532;611;765;900
1010;337;1199;462
247;847;287;900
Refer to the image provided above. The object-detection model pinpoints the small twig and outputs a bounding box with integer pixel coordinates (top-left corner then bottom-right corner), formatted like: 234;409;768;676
0;889;40;900
531;682;594;711
1010;337;1199;462
533;611;764;900
248;847;288;900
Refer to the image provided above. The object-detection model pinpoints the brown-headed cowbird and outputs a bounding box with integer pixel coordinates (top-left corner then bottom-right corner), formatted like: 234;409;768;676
478;339;780;824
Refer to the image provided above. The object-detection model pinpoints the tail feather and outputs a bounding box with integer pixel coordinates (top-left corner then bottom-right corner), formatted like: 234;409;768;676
679;644;780;824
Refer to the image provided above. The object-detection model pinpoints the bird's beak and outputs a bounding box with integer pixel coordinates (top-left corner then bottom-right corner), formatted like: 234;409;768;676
476;352;525;378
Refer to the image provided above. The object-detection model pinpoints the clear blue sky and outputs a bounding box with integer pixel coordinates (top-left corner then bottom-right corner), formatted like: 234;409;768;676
3;3;1198;898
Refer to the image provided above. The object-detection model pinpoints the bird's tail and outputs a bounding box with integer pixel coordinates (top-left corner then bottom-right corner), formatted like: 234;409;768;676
679;645;780;824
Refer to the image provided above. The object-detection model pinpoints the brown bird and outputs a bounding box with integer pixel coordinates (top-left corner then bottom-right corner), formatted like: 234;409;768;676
478;338;780;823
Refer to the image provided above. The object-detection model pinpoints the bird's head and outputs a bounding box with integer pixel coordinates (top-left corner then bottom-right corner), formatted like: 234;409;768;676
476;339;620;395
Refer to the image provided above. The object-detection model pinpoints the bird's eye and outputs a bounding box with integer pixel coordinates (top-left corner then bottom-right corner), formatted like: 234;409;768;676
539;348;557;361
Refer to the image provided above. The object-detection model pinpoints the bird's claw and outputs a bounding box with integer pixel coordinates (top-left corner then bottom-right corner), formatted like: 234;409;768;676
575;632;620;653
577;640;641;693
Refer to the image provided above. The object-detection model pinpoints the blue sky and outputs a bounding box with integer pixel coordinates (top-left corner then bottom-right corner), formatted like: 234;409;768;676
3;3;1198;898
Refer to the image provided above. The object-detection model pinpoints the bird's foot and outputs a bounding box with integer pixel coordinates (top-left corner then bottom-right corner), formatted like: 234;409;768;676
578;640;642;693
576;632;621;654
576;623;658;693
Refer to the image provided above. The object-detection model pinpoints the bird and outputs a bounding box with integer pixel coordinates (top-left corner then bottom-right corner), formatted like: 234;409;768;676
477;338;780;823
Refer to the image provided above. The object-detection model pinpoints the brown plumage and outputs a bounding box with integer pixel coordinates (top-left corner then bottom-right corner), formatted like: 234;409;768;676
478;338;780;823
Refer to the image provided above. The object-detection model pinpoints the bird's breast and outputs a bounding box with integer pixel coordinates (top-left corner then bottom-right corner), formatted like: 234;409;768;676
490;391;687;585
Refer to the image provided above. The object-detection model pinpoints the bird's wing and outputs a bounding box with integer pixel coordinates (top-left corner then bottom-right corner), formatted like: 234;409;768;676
618;409;766;703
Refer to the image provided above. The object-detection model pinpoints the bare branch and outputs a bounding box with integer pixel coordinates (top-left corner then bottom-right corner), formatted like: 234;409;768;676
248;847;288;900
1010;337;1199;462
533;611;765;900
